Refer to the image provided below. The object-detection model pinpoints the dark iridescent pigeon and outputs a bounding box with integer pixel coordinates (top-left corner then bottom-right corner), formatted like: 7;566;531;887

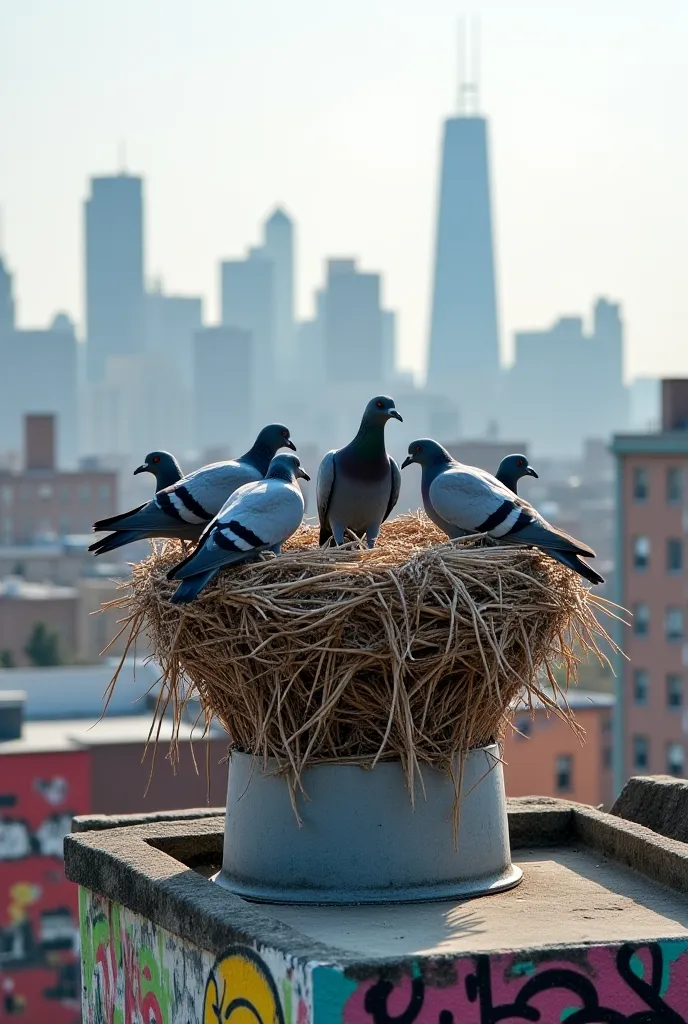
317;395;402;548
402;439;603;586
167;453;309;604
134;451;183;492
90;424;296;557
495;454;538;494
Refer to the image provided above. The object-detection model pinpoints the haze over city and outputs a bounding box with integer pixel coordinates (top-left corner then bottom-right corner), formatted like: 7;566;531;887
2;0;686;377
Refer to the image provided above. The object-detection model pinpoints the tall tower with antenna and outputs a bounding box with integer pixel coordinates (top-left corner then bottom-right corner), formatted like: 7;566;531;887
426;16;501;437
0;211;16;340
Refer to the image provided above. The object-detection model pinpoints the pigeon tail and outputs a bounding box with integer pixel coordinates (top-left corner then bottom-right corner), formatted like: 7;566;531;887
170;571;218;605
505;518;596;559
93;503;147;532
547;549;605;586
89;530;142;556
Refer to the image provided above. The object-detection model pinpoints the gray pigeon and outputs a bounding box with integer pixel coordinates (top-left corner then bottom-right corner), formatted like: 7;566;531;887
495;454;538;494
134;451;183;492
317;395;402;547
402;439;603;585
167;453;310;604
90;424;296;557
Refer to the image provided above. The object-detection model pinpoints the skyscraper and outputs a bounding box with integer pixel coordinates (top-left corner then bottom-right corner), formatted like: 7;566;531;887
85;174;145;380
0;255;15;340
323;259;383;386
194;327;253;455
426;39;501;435
220;257;275;419
262;208;295;380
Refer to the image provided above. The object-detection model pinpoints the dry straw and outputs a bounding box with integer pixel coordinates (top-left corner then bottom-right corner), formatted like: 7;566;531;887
104;512;619;804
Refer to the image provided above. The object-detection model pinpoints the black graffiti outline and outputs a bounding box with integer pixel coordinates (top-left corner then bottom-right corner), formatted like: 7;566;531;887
203;945;287;1024
362;943;687;1024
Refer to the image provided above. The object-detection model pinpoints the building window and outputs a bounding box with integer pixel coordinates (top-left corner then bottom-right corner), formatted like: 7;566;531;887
633;603;650;636
666;607;685;642
633;735;649;771
667;467;683;505
60;485;71;503
667;743;685;778
667;538;683;574
667;674;683;710
79;484;91;501
0;485;13;508
37;484;53;500
633;536;650;570
603;747;613;770
633;669;649;706
555;755;573;794
98;483;111;502
633;467;649;502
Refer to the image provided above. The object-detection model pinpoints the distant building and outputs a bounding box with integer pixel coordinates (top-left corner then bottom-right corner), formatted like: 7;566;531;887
262;208;295;380
193;327;252;455
0;320;79;467
85;173;145;381
0;255;15;339
629;376;661;433
381;310;397;385
611;379;688;796
220;257;274;418
426;85;501;436
145;285;203;383
445;439;529;476
508;298;628;457
0;578;77;667
0;415;116;545
323;259;383;386
0;678;228;1021
504;691;614;807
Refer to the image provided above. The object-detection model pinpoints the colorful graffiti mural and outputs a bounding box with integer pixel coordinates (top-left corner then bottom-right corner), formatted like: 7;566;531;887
0;750;89;1022
79;887;688;1024
79;889;312;1024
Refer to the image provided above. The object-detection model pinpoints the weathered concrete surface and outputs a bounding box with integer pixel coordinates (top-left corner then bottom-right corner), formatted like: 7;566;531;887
612;774;688;843
72;806;224;833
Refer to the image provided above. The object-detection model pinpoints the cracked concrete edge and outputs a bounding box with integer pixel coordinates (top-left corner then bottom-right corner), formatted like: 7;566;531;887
71;808;225;833
611;776;688;845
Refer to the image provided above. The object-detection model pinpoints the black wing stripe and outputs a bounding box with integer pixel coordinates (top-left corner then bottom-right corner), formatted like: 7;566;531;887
175;485;212;521
156;491;185;523
228;520;264;548
504;510;534;536
214;529;242;553
476;501;514;533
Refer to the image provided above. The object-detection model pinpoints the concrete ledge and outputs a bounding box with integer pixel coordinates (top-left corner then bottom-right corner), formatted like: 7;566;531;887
611;775;688;843
72;807;225;833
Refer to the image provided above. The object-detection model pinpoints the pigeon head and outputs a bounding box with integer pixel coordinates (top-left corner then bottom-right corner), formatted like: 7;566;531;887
497;454;538;490
134;451;180;480
267;452;311;483
255;423;296;454
401;439;452;470
363;395;403;426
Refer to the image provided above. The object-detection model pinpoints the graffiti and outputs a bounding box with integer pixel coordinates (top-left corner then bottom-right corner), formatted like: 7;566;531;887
0;811;74;860
34;776;70;806
343;942;688;1024
80;890;313;1024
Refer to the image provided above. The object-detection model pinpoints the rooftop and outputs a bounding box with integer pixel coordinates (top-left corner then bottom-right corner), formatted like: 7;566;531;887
0;712;222;755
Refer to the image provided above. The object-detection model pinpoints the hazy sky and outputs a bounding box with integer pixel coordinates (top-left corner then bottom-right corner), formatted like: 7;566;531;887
1;0;686;379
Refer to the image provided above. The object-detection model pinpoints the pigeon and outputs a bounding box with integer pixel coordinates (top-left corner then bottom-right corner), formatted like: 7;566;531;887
89;424;296;557
134;451;183;492
401;439;604;585
317;395;402;548
167;452;310;604
495;454;538;494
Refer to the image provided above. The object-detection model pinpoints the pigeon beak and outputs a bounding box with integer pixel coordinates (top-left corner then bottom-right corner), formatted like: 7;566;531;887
401;455;414;470
299;470;311;482
285;438;297;452
133;464;148;476
389;409;403;422
527;467;539;478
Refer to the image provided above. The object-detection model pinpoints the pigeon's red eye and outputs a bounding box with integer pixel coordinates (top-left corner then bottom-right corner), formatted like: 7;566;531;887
416;445;422;453
153;456;160;463
282;430;288;438
518;459;524;466
376;401;383;409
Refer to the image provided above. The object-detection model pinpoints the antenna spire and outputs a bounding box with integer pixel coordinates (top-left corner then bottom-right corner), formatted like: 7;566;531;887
457;15;480;115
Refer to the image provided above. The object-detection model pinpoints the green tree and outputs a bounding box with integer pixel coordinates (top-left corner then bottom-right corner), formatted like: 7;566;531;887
0;649;14;668
24;622;63;667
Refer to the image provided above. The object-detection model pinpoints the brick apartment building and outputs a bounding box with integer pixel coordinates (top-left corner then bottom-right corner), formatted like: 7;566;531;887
0;414;116;545
611;379;688;795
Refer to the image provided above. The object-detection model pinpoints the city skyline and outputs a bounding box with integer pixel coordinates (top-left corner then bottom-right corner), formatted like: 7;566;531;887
2;1;686;381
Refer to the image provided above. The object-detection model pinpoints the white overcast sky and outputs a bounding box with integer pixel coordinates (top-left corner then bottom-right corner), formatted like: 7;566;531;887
1;0;686;379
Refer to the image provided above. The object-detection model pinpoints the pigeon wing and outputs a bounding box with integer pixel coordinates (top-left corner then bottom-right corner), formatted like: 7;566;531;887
383;457;401;522
316;450;337;529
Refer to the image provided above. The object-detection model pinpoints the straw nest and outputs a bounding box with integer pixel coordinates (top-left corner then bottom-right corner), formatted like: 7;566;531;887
105;512;617;797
